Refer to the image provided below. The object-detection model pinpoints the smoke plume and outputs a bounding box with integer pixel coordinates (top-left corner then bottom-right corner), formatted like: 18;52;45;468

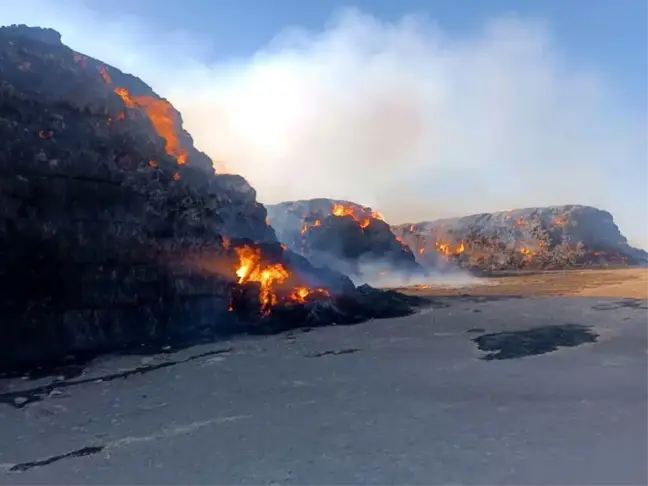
2;2;646;248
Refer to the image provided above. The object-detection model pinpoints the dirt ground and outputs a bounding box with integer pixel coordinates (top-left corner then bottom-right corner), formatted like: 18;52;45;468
398;268;648;300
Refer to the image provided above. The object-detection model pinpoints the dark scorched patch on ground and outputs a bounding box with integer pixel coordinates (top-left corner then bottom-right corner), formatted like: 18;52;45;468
473;324;598;360
0;348;232;409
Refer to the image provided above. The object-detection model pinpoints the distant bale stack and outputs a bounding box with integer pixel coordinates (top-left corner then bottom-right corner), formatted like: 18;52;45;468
392;205;647;272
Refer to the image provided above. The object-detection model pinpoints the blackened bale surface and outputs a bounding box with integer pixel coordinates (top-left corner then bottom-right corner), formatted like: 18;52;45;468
0;25;423;372
266;198;422;279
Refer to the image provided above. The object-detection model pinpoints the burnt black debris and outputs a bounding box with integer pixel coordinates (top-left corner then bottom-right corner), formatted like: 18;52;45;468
393;205;648;272
0;25;425;372
473;324;599;360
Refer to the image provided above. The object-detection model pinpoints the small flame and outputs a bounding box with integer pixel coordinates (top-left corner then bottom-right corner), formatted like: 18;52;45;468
300;219;323;235
287;286;330;304
99;66;112;84
38;130;53;139
435;240;465;257
148;160;158;168
418;248;424;255
173;172;181;181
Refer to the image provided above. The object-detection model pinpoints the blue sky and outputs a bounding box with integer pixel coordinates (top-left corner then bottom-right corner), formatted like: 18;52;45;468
2;0;647;247
87;0;647;108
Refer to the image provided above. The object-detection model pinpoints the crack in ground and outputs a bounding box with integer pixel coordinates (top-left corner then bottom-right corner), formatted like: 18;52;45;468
2;414;251;474
473;324;598;360
7;446;105;472
0;348;233;409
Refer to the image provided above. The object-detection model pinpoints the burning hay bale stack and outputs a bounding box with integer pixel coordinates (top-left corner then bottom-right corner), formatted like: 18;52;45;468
266;199;422;282
393;206;647;272
0;25;424;371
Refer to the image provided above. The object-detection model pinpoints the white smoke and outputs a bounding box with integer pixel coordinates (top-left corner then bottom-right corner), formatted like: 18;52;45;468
2;3;647;249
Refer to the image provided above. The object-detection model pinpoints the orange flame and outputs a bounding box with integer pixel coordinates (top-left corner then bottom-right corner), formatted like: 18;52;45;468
287;286;330;304
519;247;535;256
331;204;379;230
300;219;322;235
148;160;158;168
418;248;425;255
232;244;331;314
234;246;290;314
99;66;112;84
435;240;465;257
113;87;189;165
173;172;181;181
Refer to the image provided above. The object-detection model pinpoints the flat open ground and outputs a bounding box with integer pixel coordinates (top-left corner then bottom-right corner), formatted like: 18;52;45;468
399;267;648;299
0;269;646;485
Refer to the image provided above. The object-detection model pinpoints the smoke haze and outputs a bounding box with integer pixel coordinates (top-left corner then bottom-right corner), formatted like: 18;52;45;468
2;3;646;248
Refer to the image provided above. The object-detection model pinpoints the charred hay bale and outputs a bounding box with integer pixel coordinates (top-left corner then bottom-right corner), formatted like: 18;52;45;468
0;26;425;372
267;198;422;279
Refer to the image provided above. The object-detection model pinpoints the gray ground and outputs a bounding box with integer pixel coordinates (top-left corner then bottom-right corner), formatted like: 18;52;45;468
1;296;646;485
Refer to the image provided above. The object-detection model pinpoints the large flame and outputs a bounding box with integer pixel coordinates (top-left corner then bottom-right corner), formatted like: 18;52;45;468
234;246;290;314
233;244;330;315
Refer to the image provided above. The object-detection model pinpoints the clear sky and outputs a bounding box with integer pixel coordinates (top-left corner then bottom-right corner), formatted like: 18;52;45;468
2;0;647;247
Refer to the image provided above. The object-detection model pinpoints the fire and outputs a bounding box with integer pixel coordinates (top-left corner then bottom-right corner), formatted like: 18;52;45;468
519;247;535;256
332;204;356;218
301;219;322;235
435;240;465;257
234;246;290;314
113;86;189;165
330;204;379;229
99;67;112;84
232;245;329;314
418;248;424;255
287;286;330;303
38;130;53;139
148;160;158;168
409;225;415;232
173;172;181;181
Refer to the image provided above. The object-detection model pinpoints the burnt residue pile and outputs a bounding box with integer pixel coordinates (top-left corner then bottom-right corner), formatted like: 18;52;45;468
0;25;424;372
266;198;422;282
392;206;648;272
